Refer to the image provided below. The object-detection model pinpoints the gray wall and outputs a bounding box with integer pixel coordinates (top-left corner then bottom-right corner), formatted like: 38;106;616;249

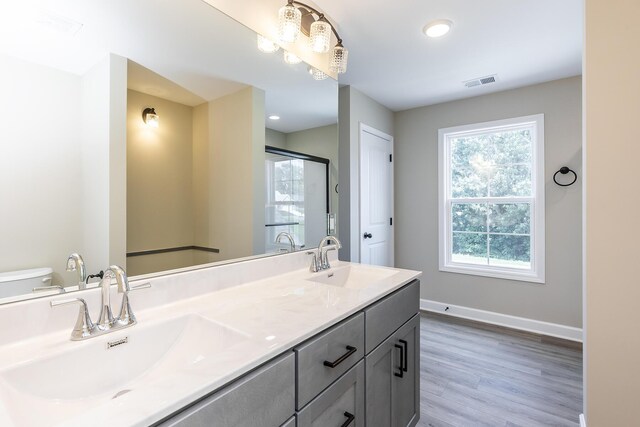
394;77;582;327
338;86;394;261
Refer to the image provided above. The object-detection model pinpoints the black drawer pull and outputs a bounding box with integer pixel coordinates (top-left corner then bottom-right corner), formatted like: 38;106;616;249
341;411;355;427
323;345;357;368
394;344;404;378
399;339;408;372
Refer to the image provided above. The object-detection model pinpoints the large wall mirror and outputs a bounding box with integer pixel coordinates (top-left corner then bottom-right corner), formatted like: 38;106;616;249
0;0;338;304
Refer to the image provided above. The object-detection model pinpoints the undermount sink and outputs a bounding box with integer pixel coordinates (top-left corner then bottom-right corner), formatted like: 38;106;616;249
0;314;249;426
307;264;398;289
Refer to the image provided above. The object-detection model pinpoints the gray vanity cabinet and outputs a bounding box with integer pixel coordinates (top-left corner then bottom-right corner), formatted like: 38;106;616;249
281;416;296;427
156;280;421;427
295;313;364;409
392;314;420;427
297;360;365;427
365;281;420;427
365;314;420;427
156;353;295;427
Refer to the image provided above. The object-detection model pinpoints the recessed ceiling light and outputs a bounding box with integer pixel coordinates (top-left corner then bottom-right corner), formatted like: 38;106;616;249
268;115;280;120
423;20;453;38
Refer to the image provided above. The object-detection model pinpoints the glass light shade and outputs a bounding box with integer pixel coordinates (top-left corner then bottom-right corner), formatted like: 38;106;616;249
278;4;301;43
257;35;280;53
308;66;328;81
329;44;349;74
309;20;331;53
283;50;302;64
145;113;159;128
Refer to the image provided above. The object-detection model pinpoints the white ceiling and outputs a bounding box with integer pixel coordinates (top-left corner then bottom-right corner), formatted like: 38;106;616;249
211;0;583;111
0;0;338;133
318;0;583;111
0;0;583;126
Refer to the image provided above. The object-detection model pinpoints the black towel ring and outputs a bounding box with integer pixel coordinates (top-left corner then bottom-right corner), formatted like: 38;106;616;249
553;166;577;187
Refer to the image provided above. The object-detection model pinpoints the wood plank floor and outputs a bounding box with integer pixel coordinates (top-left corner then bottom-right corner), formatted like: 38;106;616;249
417;312;583;427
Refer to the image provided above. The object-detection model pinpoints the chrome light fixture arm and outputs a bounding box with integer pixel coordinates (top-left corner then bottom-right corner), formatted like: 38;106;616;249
286;0;343;43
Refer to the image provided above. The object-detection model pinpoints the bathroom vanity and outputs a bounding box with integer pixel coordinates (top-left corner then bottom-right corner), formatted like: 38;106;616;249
0;251;421;427
159;278;420;427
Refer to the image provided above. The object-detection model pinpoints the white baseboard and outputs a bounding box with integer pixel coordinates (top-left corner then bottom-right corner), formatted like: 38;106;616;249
420;299;583;342
580;414;586;427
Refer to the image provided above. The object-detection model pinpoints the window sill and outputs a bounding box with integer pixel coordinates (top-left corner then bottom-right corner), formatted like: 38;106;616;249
439;264;545;284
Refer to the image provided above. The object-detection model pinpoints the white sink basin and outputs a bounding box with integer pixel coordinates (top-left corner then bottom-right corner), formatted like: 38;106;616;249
307;264;398;289
0;314;249;426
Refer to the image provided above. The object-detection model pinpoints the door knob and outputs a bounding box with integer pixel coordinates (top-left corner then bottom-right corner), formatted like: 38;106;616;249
363;232;372;239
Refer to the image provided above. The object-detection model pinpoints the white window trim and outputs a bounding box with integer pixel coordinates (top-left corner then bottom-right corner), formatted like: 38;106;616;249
438;114;545;284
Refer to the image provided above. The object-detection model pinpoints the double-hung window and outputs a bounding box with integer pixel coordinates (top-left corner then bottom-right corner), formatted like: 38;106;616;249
438;114;545;283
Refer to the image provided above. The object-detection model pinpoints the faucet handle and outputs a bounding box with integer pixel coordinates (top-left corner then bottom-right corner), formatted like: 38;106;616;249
117;282;151;326
129;282;151;293
322;246;338;269
51;298;95;341
306;251;320;273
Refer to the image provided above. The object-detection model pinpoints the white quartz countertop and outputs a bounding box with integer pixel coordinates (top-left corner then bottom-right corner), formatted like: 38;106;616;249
0;259;420;427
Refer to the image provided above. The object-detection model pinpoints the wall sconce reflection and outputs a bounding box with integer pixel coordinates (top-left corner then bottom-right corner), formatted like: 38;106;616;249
142;107;159;128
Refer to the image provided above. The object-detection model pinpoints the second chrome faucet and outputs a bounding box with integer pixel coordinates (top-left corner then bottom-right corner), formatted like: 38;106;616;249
307;236;342;272
51;265;150;341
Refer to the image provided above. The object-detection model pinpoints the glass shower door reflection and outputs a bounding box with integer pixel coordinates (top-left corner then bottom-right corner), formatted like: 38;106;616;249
265;149;329;253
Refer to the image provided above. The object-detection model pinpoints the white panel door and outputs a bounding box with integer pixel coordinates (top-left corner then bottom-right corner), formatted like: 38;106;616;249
360;125;393;266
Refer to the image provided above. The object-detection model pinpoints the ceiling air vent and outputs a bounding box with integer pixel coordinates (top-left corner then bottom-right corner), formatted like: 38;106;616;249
464;74;498;88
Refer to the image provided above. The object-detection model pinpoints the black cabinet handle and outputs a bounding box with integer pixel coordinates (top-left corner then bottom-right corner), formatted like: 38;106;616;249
399;339;408;372
341;411;355;427
363;232;372;239
324;345;357;368
394;344;404;378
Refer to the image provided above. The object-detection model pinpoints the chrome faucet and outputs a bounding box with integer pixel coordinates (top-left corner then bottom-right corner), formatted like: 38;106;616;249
275;231;296;253
66;253;87;290
308;236;342;272
51;265;150;341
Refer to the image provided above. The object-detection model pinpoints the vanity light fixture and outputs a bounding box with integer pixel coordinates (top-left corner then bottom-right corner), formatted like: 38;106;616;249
276;0;349;74
283;50;302;65
308;66;328;81
142;107;159;128
257;34;280;53
423;19;453;38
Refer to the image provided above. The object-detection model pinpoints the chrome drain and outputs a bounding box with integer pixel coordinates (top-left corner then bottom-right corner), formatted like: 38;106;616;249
112;389;132;399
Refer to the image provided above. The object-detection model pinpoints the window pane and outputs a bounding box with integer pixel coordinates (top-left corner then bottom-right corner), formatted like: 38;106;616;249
490;129;532;165
452;232;488;265
292;159;304;180
451;135;494;166
451;166;489;198
452;203;487;232
489;234;531;269
275;160;291;181
489;203;530;234
292;180;304;202
490;165;531;197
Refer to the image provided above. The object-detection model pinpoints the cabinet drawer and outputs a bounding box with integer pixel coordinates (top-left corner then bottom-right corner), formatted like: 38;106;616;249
297;360;365;427
156;352;295;427
364;280;419;354
295;313;364;409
